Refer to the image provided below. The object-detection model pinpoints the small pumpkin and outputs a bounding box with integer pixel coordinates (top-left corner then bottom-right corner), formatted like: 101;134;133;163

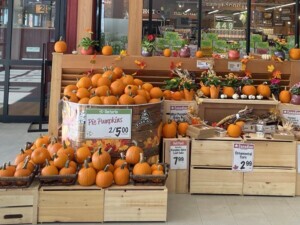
0;163;14;177
78;159;97;186
114;152;127;169
34;134;50;148
16;156;35;172
77;76;92;89
242;85;257;96
95;164;114;188
118;94;135;105
63;92;78;103
133;94;147;104
113;67;124;79
126;143;143;165
6;162;16;175
59;160;76;176
89;96;102;105
142;82;153;92
14;149;29;165
150;87;163;99
133;153;151;175
31;145;51;165
76;146;91;164
14;160;32;185
47;138;62;158
92;147;111;171
91;73;102;88
113;162;129;186
163;48;172;57
124;85;138;96
171;91;182;101
151;161;164;173
57;141;75;160
102;45;113;56
103;95;118;105
279;88;292;103
54;36;67;53
76;87;91;99
227;124;242;138
63;84;78;96
256;82;271;98
177;122;189;136
110;80;125;96
53;153;68;169
162;120;177;138
163;90;172;100
102;70;117;82
122;74;135;86
289;45;300;60
152;164;164;175
223;86;235;98
41;159;59;176
195;50;203;58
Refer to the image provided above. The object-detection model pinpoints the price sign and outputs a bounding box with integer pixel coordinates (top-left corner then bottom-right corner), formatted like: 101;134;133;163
35;4;49;14
282;110;300;129
215;21;234;30
197;60;213;70
228;61;242;71
232;142;254;172
85;108;132;139
170;140;188;169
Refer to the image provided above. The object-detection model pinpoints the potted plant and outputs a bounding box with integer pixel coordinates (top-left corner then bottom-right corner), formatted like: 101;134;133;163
78;29;99;55
273;38;288;60
228;41;240;60
141;34;156;57
222;73;241;98
202;69;222;99
290;82;300;105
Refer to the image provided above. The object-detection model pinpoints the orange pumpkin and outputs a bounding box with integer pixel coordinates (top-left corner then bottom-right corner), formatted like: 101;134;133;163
95;164;114;188
289;46;300;60
162;120;177;138
95;85;110;97
102;70;117;81
152;164;164;175
177;122;189;136
47;138;62;158
113;67;123;79
76;146;91;164
14;160;32;184
14;149;29;165
54;36;67;53
77;76;92;89
119;94;135;105
134;95;147;104
63;92;78;103
242;85;257;96
76;87;90;99
122;74;135;86
92;147;111;171
227;124;242;138
110;80;125;96
124;85;138;96
97;77;111;87
91;73;102;87
149;98;160;103
223;86;235;98
279;89;291;103
133;153;151;175
235;121;245;128
195;50;203;58
114;152;127;169
142;83;153;92
6;162;16;175
64;84;78;96
16;157;35;173
53;153;68;169
78;159;96;186
102;45;113;56
103;95;118;105
172;91;182;101
0;163;14;177
163;90;172;100
59;160;76;176
113;162;129;186
88;96;102;105
256;83;271;98
34;135;50;148
150;87;163;99
163;48;172;57
57;141;75;160
41;159;59;176
133;78;143;86
126;144;143;165
31;145;51;165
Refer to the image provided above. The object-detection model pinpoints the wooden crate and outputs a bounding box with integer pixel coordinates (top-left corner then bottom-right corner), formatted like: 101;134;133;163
243;167;296;196
278;103;300;130
162;100;198;123
0;183;38;225
296;142;300;196
163;137;190;193
38;185;104;223
190;167;243;195
198;98;278;124
104;185;168;222
191;137;242;167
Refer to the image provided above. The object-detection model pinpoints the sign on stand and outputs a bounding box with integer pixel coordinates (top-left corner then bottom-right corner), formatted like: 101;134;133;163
282;109;300;128
232;142;254;172
170;140;188;169
228;61;242;71
85;108;132;139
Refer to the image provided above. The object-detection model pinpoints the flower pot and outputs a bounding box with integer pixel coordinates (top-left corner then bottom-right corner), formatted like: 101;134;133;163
179;45;191;58
141;48;153;57
80;46;94;55
210;85;220;99
274;50;285;60
228;50;240;60
290;94;300;105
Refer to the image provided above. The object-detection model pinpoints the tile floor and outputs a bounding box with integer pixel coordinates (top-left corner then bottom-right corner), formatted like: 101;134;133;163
1;123;300;225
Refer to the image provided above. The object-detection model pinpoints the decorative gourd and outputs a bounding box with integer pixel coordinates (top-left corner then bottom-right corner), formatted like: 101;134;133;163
54;36;67;53
289;45;300;60
31;145;51;165
227;124;242;138
95;164;114;188
59;160;76;175
242;85;257;96
41;159;59;176
133;153;151;175
76;146;91;164
114;152;127;169
279;88;292;103
92;147;111;171
125;143;143;165
14;149;29;165
162;120;177;138
114;162;129;186
78;159;96;186
177;122;189;136
256;83;271;98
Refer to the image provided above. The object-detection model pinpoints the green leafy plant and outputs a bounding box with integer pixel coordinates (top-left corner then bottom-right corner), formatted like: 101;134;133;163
228;41;240;51
201;69;222;87
142;34;156;52
222;73;241;88
164;68;196;91
290;82;300;95
78;29;99;50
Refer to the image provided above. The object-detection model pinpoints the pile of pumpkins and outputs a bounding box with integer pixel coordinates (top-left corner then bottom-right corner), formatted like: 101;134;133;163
63;67;165;105
0;135;165;188
162;120;189;138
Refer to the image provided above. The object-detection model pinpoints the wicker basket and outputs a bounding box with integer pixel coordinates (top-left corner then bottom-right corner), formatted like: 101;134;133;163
37;167;79;186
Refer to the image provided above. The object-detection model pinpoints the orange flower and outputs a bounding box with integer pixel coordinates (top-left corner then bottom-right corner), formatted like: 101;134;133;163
134;60;146;69
272;70;282;79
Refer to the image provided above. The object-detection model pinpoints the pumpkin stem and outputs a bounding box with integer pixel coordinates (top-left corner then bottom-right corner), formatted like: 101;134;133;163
120;152;125;160
42;144;47;148
87;156;92;163
65;159;70;168
139;153;144;163
45;159;50;167
22;158;29;170
104;164;110;172
121;162;127;169
52;153;58;159
106;90;111;96
20;148;25;154
295;44;298;48
97;147;102;155
132;140;138;146
25;142;33;150
7;161;12;167
83;159;89;168
3;163;7;170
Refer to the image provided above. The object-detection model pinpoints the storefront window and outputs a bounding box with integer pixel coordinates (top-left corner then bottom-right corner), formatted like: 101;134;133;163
0;64;4;116
251;0;295;57
0;0;8;59
201;0;247;56
101;0;129;53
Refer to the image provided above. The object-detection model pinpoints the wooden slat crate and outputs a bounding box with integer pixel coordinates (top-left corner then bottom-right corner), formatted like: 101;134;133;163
0;183;38;225
190;166;243;195
163;137;191;193
296;142;300;196
104;185;168;222
162;100;198;123
243;167;296;196
38;185;104;223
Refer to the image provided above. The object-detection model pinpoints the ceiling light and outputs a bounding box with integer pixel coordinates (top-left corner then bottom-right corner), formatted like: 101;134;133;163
185;9;191;13
265;3;295;11
208;10;219;15
233;11;247;16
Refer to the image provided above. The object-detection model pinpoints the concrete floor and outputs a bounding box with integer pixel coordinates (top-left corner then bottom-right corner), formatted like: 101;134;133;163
1;123;300;225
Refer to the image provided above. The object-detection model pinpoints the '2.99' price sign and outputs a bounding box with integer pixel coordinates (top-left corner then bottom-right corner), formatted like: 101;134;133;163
170;140;188;169
232;142;254;172
85;108;132;139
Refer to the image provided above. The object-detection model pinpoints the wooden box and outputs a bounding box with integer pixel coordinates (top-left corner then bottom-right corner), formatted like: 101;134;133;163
190;167;243;195
104;185;168;222
198;98;278;124
0;183;38;225
296;142;300;196
191;137;242;167
163;100;198;123
243;168;296;196
163;137;190;193
278;103;300;130
38;185;104;223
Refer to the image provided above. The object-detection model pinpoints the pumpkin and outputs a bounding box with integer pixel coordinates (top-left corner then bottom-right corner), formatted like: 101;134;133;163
183;88;194;101
142;83;153;92
14;160;32;183
88;96;102;105
47;138;62;158
92;147;111;171
78;97;90;104
289;45;300;60
133;78;143;86
257;83;271;98
150;87;163;99
151;161;164;172
241;85;256;96
91;73;102;88
57;141;75;160
95;164;114;188
126;144;143;165
0;163;14;177
195;50;203;58
114;152;127;169
107;163;114;173
110;80;126;96
102;45;113;56
102;70;117;81
16;156;35;173
200;85;210;97
68;161;78;170
133;153;151;175
149;98;160;103
152;164;164;175
113;67;123;79
59;160;76;176
124;85;138;96
76;146;91;164
118;94;135;105
279;89;292;103
223;86;235;98
78;159;96;186
34;135;50;148
163;48;172;57
63;92;78;103
103;95;118;105
76;87;90;99
95;85;110;97
114;162;129;186
64;84;78;96
137;88;150;101
77;76;92;89
53;153;68;169
41;159;59;176
227;124;242;138
134;94;147;104
122;74;134;86
54;36;67;53
178;122;189;136
235;121;245;128
163;90;172;100
14;149;29;165
162;120;177;138
31;145;51;165
171;91;182;101
6;162;16;175
97;76;111;87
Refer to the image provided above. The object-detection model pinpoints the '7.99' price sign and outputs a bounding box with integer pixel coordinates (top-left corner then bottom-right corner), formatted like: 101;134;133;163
170;140;188;169
232;142;254;172
85;108;132;139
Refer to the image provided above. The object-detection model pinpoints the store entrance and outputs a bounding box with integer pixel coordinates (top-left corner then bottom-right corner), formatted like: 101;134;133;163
0;0;66;123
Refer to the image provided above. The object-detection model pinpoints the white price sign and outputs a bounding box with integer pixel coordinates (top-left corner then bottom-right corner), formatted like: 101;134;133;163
169;105;189;122
85;108;132;139
282;110;300;128
170;140;188;169
232;142;254;172
228;61;242;71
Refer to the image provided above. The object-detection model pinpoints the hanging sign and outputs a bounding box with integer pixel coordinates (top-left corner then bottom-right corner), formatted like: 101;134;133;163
85;108;132;139
232;142;254;172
